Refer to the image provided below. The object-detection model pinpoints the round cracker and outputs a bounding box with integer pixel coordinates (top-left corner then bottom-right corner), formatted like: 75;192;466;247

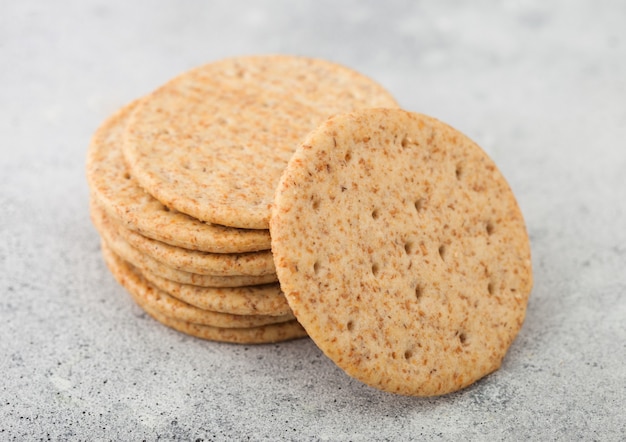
101;244;294;328
141;271;290;317
91;201;278;287
123;55;398;229
86;101;271;253
91;201;274;276
270;108;533;396
142;306;307;344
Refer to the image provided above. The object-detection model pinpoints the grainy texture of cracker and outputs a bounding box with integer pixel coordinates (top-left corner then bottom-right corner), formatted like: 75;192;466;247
141;306;307;345
91;202;278;287
123;55;399;229
271;108;533;396
141;271;290;317
101;244;294;328
91;201;275;276
86;101;271;253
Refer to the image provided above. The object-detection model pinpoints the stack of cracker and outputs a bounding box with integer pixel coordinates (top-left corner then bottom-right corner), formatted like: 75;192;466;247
88;55;533;396
87;55;399;345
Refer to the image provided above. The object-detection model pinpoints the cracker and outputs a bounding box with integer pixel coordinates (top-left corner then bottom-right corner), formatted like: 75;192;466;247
91;201;274;276
123;55;398;229
86;101;271;253
101;244;294;328
141;305;307;344
91;201;277;287
270;108;533;396
141;271;290;317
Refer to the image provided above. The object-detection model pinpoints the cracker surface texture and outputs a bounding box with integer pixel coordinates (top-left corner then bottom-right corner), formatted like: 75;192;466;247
270;108;533;396
141;307;307;344
91;203;277;287
101;245;294;328
86;101;271;253
91;202;275;276
123;55;398;229
142;271;290;317
103;242;306;343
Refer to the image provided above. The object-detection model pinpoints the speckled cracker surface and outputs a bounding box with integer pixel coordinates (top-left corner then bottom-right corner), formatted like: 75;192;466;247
86;100;271;253
102;248;305;344
142;271;290;317
91;202;278;287
91;202;275;276
123;55;398;229
270;108;533;396
101;244;293;329
141;307;307;345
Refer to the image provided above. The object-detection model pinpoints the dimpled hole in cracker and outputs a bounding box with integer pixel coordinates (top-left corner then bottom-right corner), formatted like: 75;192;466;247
438;244;447;261
404;240;415;255
415;283;423;301
455;162;463;180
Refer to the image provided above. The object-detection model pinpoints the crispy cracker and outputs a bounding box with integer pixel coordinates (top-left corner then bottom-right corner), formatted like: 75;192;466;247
271;109;533;396
91;201;274;276
91;201;277;287
142;305;307;344
102;244;293;328
86;101;271;252
123;55;398;229
141;271;290;317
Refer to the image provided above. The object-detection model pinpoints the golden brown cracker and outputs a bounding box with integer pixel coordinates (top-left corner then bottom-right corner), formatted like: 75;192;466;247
142;306;307;344
86;101;271;253
271;108;532;396
91;201;274;276
141;271;290;317
101;243;293;328
91;200;277;287
123;55;398;229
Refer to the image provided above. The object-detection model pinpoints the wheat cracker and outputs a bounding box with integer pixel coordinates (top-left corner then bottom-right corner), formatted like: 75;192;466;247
142;305;307;344
271;108;533;396
86;101;271;252
123;55;398;229
91;201;277;287
91;201;274;276
101;244;293;328
141;270;290;317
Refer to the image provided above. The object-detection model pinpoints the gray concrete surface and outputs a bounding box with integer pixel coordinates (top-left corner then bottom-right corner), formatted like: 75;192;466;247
1;1;625;440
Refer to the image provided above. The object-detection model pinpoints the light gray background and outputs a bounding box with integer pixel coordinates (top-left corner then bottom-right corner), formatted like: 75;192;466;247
1;1;625;440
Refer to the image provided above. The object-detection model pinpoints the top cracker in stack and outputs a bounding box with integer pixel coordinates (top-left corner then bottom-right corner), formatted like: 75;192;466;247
122;55;400;230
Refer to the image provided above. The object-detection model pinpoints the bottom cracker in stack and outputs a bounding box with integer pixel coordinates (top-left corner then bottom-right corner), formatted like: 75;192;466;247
89;199;303;344
100;245;306;344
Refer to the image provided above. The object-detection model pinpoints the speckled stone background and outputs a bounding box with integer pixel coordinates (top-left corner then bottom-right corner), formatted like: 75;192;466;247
1;1;625;440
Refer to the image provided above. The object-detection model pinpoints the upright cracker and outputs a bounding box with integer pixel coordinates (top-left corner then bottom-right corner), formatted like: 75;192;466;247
123;55;398;229
101;244;293;328
91;201;275;276
271;109;533;396
141;271;290;317
91;203;277;287
86;101;271;253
